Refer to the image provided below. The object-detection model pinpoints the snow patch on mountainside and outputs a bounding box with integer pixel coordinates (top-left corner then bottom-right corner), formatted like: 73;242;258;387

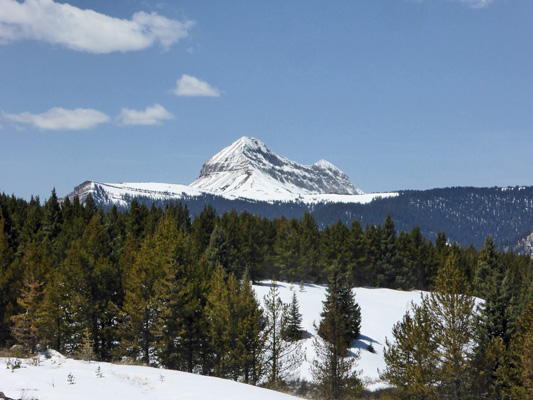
68;181;396;206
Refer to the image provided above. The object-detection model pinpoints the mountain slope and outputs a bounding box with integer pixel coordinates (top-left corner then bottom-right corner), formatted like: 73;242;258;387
190;137;364;199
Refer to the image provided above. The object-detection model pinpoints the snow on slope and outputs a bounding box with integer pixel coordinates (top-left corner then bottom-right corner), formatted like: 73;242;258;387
0;351;300;400
1;284;422;398
68;180;397;206
69;181;205;207
190;137;365;198
254;282;424;390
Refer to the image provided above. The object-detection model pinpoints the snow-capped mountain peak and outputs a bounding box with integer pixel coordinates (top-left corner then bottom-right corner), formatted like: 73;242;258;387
190;136;364;197
65;137;390;207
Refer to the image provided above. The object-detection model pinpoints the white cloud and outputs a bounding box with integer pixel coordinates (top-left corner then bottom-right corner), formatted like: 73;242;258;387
3;107;110;130
117;103;174;126
451;0;495;8
173;74;221;97
409;0;495;7
0;0;194;53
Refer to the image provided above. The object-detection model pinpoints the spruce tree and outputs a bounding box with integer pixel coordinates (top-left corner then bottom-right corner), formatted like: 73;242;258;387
191;205;218;260
284;291;303;341
472;236;513;398
205;224;235;273
273;217;300;281
318;265;361;347
238;212;269;282
312;265;362;399
348;220;368;287
376;214;408;289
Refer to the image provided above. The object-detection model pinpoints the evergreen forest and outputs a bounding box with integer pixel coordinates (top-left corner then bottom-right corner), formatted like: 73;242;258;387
1;190;533;399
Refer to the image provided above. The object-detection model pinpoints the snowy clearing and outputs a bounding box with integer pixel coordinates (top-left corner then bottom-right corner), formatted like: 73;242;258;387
1;284;424;399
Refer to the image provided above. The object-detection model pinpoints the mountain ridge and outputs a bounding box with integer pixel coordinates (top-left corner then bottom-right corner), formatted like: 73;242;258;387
63;138;533;251
190;137;364;198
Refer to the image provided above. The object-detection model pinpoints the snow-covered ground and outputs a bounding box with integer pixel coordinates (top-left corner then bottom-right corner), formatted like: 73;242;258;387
254;282;424;389
0;351;300;400
1;283;424;399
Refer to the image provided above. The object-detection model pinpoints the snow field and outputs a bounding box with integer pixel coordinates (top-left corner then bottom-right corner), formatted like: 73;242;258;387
1;284;424;398
253;282;425;389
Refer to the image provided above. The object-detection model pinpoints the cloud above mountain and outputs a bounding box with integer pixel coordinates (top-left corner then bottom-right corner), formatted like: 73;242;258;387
0;0;194;53
172;74;221;97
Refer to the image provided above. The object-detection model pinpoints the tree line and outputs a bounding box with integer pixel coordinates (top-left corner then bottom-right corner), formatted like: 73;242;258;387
381;237;533;399
1;190;533;398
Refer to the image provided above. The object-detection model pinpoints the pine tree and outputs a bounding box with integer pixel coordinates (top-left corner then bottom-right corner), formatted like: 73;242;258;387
205;267;265;382
120;215;183;364
505;301;533;398
42;189;62;242
151;225;207;373
236;270;265;384
0;216;15;345
10;273;45;354
298;212;321;282
78;327;96;362
205;267;239;379
429;251;477;400
381;250;478;400
380;301;438;399
263;282;302;388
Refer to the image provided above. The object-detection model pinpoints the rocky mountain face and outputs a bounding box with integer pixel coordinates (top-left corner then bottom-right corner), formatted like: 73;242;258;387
189;137;364;197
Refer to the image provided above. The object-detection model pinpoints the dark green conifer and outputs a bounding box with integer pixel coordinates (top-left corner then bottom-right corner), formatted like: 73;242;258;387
284;291;303;341
312;265;362;399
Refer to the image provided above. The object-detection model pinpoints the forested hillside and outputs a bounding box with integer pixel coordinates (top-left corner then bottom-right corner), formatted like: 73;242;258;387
314;186;533;249
1;190;533;398
80;185;533;251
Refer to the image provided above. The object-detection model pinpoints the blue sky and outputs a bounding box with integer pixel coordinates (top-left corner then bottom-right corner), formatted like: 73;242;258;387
1;0;532;200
